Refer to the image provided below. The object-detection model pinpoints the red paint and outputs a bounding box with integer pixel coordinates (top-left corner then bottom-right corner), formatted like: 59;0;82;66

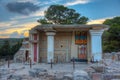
34;34;37;40
34;43;37;62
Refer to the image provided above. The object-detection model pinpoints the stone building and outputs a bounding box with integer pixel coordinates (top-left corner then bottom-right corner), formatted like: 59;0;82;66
14;38;29;62
29;24;109;63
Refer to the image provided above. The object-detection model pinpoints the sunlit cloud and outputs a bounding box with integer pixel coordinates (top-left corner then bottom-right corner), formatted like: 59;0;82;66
87;17;114;24
87;19;106;24
64;0;90;6
0;33;10;38
8;22;39;38
9;31;20;38
0;21;39;38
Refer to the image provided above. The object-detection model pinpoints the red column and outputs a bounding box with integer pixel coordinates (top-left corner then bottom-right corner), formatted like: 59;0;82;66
34;34;37;40
33;34;37;62
34;43;37;62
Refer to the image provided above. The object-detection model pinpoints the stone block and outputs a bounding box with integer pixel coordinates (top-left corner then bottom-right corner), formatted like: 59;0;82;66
73;70;90;80
63;73;73;80
92;73;102;80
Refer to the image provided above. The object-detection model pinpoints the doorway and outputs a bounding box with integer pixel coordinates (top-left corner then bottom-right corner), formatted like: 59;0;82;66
75;31;87;62
25;50;29;61
78;45;87;61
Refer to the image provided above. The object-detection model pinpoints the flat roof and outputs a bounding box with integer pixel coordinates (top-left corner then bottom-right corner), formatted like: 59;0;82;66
30;24;109;32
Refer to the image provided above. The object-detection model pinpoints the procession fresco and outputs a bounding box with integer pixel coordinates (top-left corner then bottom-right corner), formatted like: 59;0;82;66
75;31;87;60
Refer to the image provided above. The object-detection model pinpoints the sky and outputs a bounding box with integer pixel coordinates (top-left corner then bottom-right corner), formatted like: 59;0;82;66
0;0;120;38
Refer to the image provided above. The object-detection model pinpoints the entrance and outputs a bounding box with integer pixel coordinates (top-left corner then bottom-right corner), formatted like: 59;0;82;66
75;31;87;62
25;50;29;61
78;45;87;61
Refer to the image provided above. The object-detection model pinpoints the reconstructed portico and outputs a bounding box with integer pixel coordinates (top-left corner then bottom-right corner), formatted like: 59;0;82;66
29;24;108;63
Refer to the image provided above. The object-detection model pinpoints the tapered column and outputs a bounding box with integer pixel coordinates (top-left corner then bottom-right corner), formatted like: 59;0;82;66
89;30;104;61
29;31;39;63
46;32;56;63
33;34;39;62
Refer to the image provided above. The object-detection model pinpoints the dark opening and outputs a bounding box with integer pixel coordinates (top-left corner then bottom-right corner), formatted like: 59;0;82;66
25;50;29;61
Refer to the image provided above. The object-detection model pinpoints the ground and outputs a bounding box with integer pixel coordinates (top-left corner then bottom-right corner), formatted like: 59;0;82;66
1;59;120;80
0;62;89;80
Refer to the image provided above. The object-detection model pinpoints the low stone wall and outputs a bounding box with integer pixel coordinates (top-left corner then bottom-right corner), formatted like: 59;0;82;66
14;50;25;63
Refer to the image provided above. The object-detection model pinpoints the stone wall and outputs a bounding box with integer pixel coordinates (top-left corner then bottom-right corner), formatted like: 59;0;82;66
103;52;120;61
54;32;72;62
14;40;29;63
14;50;25;63
39;32;47;62
39;32;72;63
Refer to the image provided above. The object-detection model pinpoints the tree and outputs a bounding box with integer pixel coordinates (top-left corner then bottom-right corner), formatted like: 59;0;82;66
0;39;22;59
38;5;88;24
103;16;120;52
11;41;22;56
0;40;11;56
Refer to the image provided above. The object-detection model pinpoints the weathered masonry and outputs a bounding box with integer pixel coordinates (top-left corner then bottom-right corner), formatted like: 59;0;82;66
29;24;108;63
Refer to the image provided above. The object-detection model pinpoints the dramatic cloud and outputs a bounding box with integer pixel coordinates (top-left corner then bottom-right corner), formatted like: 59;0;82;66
9;30;29;38
64;0;90;6
6;2;40;15
10;7;46;20
0;20;39;38
19;30;29;38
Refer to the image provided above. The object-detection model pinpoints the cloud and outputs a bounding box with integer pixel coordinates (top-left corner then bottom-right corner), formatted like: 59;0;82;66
6;2;40;15
0;34;9;38
10;7;46;20
0;21;16;27
15;0;40;4
87;19;106;24
87;17;114;24
9;30;29;38
19;30;29;38
64;0;90;6
0;20;39;38
1;29;29;38
9;31;20;38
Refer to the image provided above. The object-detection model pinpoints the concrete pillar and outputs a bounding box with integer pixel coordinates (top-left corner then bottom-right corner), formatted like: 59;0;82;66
89;30;104;61
46;32;56;63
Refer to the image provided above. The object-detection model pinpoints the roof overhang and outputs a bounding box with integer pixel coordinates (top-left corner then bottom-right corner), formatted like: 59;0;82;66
30;24;109;33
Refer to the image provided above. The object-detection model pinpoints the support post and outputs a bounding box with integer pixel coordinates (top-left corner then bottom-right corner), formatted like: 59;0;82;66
73;57;75;70
30;59;32;68
89;30;104;62
8;59;10;68
8;56;10;68
50;59;53;69
46;31;56;63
